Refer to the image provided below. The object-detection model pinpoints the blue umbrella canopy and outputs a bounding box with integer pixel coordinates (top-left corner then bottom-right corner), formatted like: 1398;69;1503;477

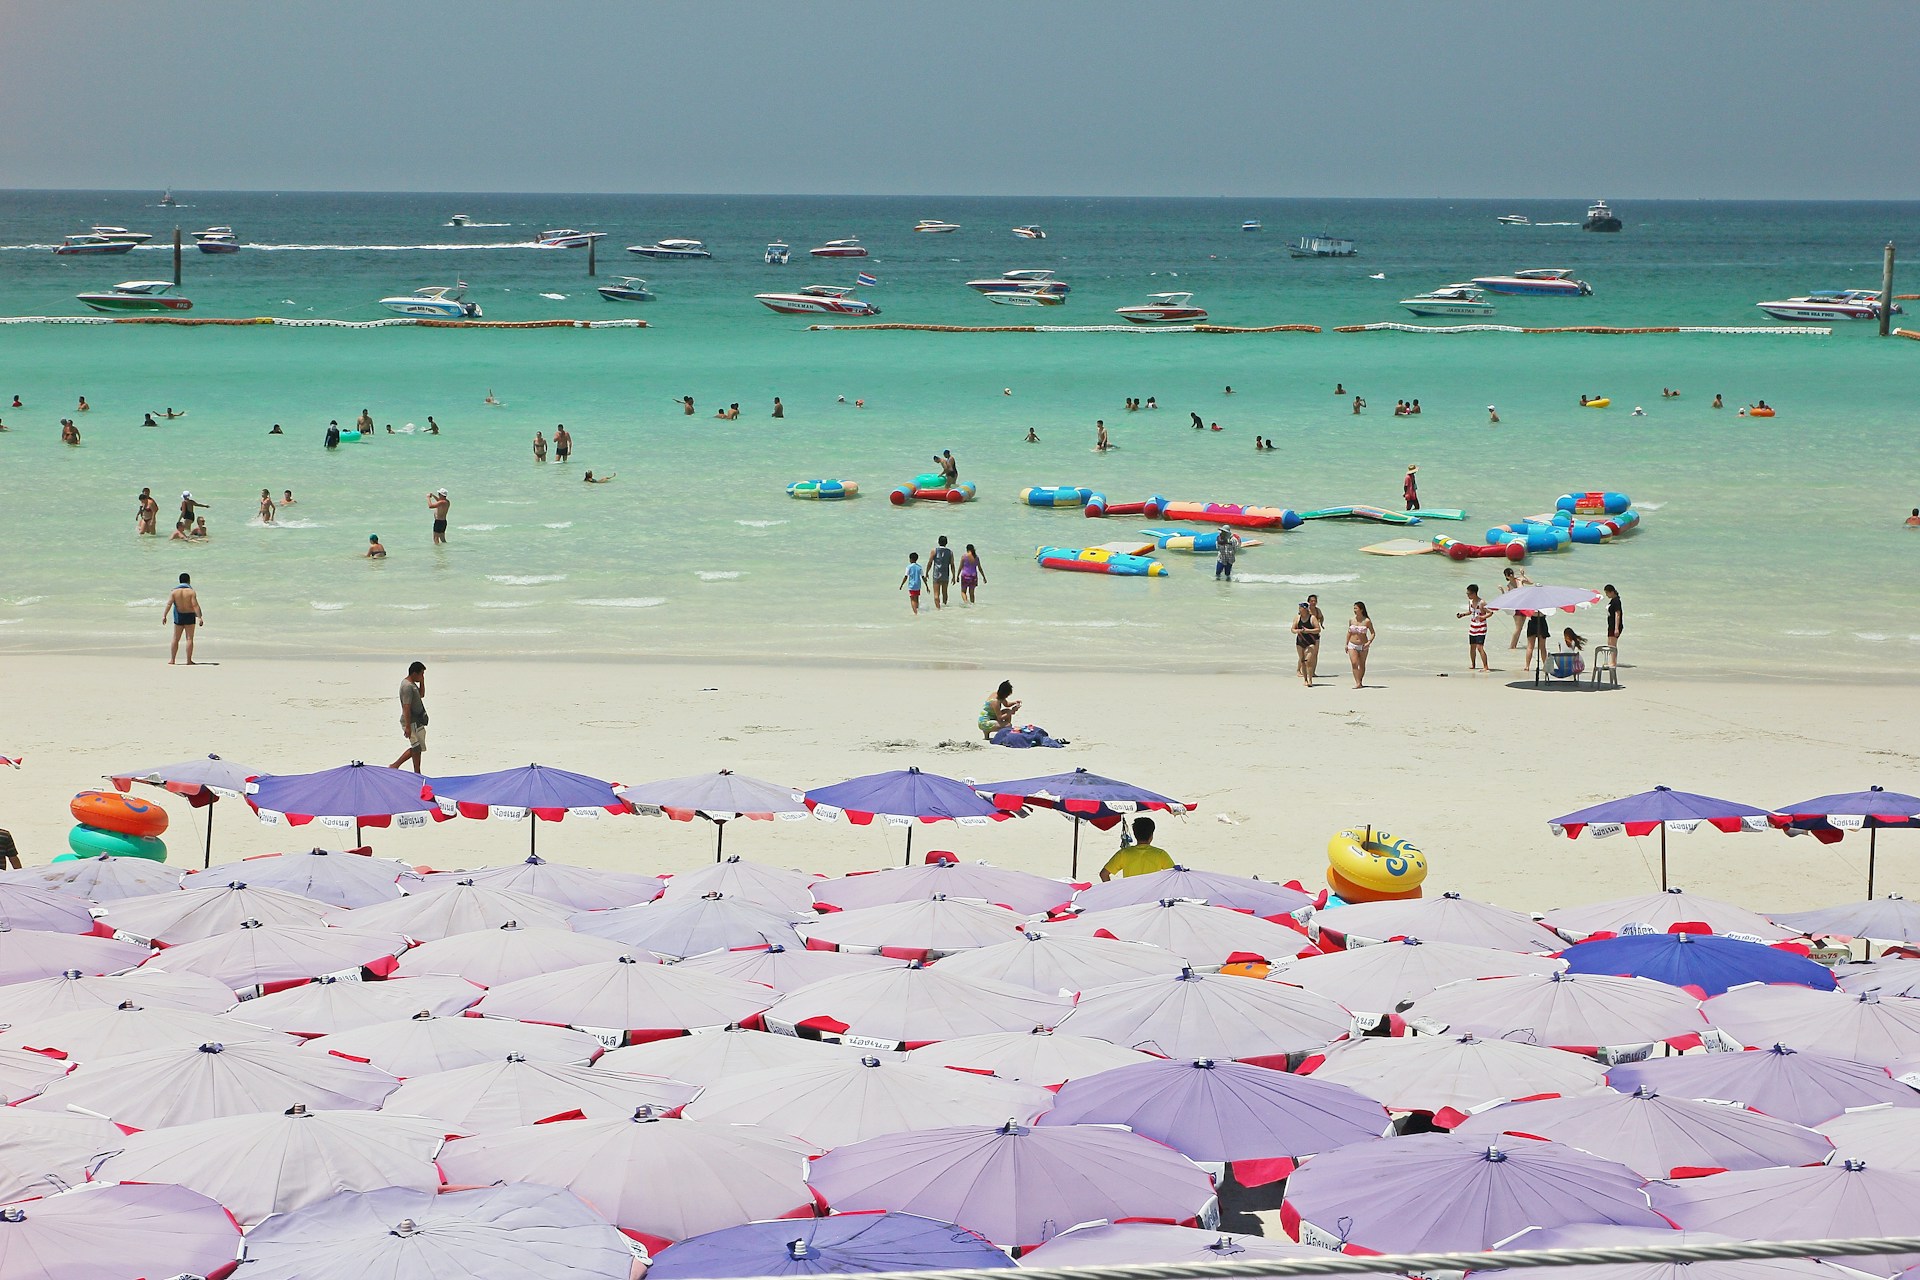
804;767;1016;867
1549;786;1774;889
1771;787;1920;898
1560;931;1838;997
246;762;449;836
648;1212;1015;1279
975;766;1192;878
428;763;628;821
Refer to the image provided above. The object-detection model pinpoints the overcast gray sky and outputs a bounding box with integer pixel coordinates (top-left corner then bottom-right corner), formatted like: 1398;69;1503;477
5;0;1914;198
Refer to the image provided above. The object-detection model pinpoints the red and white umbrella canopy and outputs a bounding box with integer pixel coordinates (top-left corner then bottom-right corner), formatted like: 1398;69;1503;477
1815;1106;1920;1170
224;973;482;1037
0;1048;74;1106
1072;867;1314;920
1269;937;1567;1020
472;955;774;1047
438;1110;816;1253
569;893;806;960
0;1182;241;1280
906;1030;1158;1088
0;929;150;985
1021;1221;1335;1267
1705;985;1920;1064
594;1025;879;1084
383;1053;699;1132
1837;959;1920;998
0;855;180;901
1542;889;1792;944
92;1104;447;1227
1649;1161;1920;1275
183;848;420;909
798;896;1030;961
97;881;330;946
0;1107;123;1205
391;921;643;987
661;856;820;913
326;880;570;941
19;1037;399;1129
934;930;1188;995
1402;972;1707;1058
140;921;411;994
812;862;1073;917
3;1000;292;1063
682;1053;1053;1147
418;855;664;911
1056;968;1351;1063
312;1010;604;1075
1301;1032;1609;1123
0;884;96;934
1312;890;1573;953
0;968;235;1024
758;964;1069;1049
1452;1084;1836;1179
674;942;906;993
1047;899;1312;966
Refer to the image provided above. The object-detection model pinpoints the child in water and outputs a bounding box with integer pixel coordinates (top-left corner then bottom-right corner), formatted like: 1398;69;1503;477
898;552;924;615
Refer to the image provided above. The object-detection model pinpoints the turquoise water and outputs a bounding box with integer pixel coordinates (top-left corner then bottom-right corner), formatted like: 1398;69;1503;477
2;192;1917;674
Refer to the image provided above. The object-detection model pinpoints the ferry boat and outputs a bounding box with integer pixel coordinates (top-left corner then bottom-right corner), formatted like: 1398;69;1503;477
1755;291;1898;322
534;229;606;249
194;227;239;254
965;269;1070;296
159;189;179;207
1241;220;1262;232
810;239;869;258
76;280;193;313
1582;200;1622;233
628;239;712;259
53;235;137;256
1471;269;1592;297
765;242;791;265
90;226;154;244
914;219;961;233
754;285;879;316
1011;225;1046;240
1115;292;1208;324
1496;214;1531;225
985;290;1065;307
1288;234;1356;258
1400;286;1497;317
597;276;655;303
379;284;482;319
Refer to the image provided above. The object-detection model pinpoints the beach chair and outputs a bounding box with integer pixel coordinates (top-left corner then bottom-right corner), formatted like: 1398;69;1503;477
1590;644;1620;688
1547;650;1584;686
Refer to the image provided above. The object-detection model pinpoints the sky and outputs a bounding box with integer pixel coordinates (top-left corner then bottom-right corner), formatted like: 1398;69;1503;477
4;0;1916;199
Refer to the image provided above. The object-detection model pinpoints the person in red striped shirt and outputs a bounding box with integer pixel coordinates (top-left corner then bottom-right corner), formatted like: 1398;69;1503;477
1457;584;1492;672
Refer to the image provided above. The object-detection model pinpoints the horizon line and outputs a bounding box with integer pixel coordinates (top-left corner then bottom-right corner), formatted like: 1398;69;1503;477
5;188;1919;205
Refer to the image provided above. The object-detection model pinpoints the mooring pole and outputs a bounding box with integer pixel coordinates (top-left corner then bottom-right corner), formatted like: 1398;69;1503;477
1880;242;1896;337
172;227;182;287
587;236;596;278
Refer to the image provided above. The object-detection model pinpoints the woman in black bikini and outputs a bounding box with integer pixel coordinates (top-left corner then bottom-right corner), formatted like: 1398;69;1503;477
1292;603;1320;687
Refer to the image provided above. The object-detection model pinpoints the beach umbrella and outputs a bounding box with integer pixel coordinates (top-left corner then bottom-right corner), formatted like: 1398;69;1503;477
0;1107;124;1204
650;1212;1015;1280
570;893;805;960
594;1025;876;1084
1302;1032;1609;1124
311;1010;604;1075
1056;966;1350;1064
1704;984;1920;1064
426;763;629;857
1020;1221;1336;1268
393;920;642;986
0;884;94;934
1650;1161;1920;1276
1837;958;1920;997
473;955;774;1046
0;928;148;985
4;999;292;1062
976;767;1194;877
1606;1042;1920;1126
326;879;570;940
621;770;812;862
798;896;1029;961
1039;1056;1391;1174
804;767;1018;867
108;751;257;867
95;880;330;945
182;846;420;908
1268;937;1567;1021
1478;1253;1876;1280
21;1037;399;1128
226;972;482;1037
933;930;1188;995
664;855;820;911
1048;898;1312;965
1405;972;1707;1059
906;1029;1157;1087
1560;931;1837;996
1549;787;1774;891
1815;1105;1920;1170
0;968;236;1024
0;1182;242;1280
0;1047;75;1102
141;921;411;996
0;853;179;901
1771;788;1920;898
438;1110;816;1254
676;942;906;993
92;1104;447;1226
246;760;450;842
1488;1223;1740;1254
1072;865;1316;920
1312;889;1568;953
812;860;1073;916
1281;1132;1667;1253
808;1120;1217;1251
1776;896;1920;946
1453;1083;1834;1179
236;1183;637;1280
1487;584;1603;613
1543;888;1792;944
757;964;1068;1049
383;1053;699;1131
418;853;664;910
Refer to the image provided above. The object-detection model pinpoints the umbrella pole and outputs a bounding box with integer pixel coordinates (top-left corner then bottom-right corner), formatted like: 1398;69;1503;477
355;820;363;849
1071;817;1081;880
715;820;725;864
904;825;913;868
204;798;214;869
1659;824;1668;891
530;818;537;859
1868;827;1878;900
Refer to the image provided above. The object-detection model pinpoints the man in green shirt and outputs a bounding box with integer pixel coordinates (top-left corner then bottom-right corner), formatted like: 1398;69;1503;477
1098;816;1175;882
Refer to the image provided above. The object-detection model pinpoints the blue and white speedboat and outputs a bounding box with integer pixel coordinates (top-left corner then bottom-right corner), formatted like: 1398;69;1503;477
597;276;655;303
379;284;482;318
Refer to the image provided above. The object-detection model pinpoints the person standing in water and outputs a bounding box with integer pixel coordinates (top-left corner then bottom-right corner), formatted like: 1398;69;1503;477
553;425;572;463
1095;421;1109;451
163;573;203;665
135;488;158;536
257;489;277;525
926;536;956;610
60;419;80;445
532;431;548;462
1213;525;1239;581
959;544;984;604
427;489;450;545
772;397;784;418
366;534;387;558
179;491;209;527
388;661;428;773
1403;465;1420;512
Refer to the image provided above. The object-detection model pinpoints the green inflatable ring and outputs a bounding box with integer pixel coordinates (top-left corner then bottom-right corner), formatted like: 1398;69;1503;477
68;824;167;862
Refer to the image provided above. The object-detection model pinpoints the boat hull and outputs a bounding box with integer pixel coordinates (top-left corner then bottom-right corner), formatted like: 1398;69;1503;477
78;295;193;313
1401;303;1497;317
756;295;878;316
986;292;1064;307
196;241;239;255
1471;277;1589;296
629;247;711;259
381;302;473;318
598;288;654;303
55;242;137;256
1115;308;1207;324
1755;302;1877;321
810;248;869;258
1583;217;1623;232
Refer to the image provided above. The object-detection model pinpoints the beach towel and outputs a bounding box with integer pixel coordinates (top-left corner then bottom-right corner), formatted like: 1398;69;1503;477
992;724;1069;749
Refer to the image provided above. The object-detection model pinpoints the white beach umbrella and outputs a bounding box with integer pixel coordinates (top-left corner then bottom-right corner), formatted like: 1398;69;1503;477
1542;889;1792;944
594;1025;878;1084
812;861;1074;916
311;1010;604;1075
224;973;482;1037
1606;1042;1920;1126
383;1053;699;1131
182;847;421;908
0;1181;242;1280
1814;1105;1920;1170
1487;584;1602;613
327;880;571;940
2;1000;290;1063
0;855;179;901
675;941;907;992
621;772;813;863
1704;984;1920;1064
1836;959;1920;997
91;1104;447;1226
1071;866;1315;919
797;895;1031;960
391;919;643;986
933;929;1188;994
1268;936;1567;1020
1021;1221;1334;1267
96;881;331;946
906;1029;1158;1087
0;1107;123;1203
758;964;1069;1049
1055;966;1350;1063
0;1047;74;1103
1311;890;1569;953
472;954;774;1046
140;921;411;994
0;928;149;985
569;892;806;960
418;853;665;911
1403;971;1708;1058
0;883;96;934
0;968;236;1024
1046;898;1312;965
1303;1031;1610;1123
660;855;820;912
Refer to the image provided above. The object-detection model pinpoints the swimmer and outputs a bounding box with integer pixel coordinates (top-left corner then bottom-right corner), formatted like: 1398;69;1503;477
1352;396;1365;414
135;488;158;536
169;519;190;541
76;396;89;412
366;534;387;558
1145;397;1157;410
1224;385;1234;394
386;424;395;434
268;423;283;435
281;490;296;506
1631;406;1646;416
1488;405;1500;424
163;407;183;419
484;389;501;406
1190;412;1204;430
61;419;80;445
0;418;6;431
8;396;18;408
1755;400;1770;411
1025;427;1039;443
142;412;158;427
1712;394;1724;409
681;395;696;415
192;516;209;540
582;471;615;483
1579;394;1589;407
1663;388;1680;398
426;416;439;434
854;399;864;409
1906;509;1920;528
772;397;784;418
257;489;276;524
1334;383;1345;395
1209;422;1221;432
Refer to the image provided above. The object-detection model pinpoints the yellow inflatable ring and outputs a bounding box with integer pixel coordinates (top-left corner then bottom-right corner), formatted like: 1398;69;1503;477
1327;826;1428;897
1582;398;1611;408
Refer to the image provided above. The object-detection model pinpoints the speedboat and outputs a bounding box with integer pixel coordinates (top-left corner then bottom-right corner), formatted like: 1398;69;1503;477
966;269;1070;296
1241;220;1262;232
1471;271;1592;296
754;285;879;316
628;239;712;259
1496;214;1531;225
1756;291;1897;322
53;235;137;256
985;290;1064;307
1115;292;1208;324
194;227;240;254
1583;200;1622;233
810;239;868;258
765;242;791;265
1288;234;1356;258
597;276;655;303
1011;225;1046;240
76;280;192;313
914;219;961;233
1400;286;1496;317
447;214;473;226
91;226;154;244
534;229;606;249
379;284;482;319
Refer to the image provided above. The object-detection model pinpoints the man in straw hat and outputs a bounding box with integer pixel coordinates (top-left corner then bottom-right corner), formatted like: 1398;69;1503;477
1403;465;1420;512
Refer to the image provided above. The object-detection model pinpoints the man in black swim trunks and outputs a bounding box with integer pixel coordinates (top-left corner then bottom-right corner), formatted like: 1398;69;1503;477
163;572;203;665
427;489;449;545
926;535;956;610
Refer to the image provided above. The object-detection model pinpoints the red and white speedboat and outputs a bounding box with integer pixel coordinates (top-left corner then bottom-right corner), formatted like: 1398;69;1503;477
755;285;880;317
1115;292;1208;324
810;239;868;258
914;219;960;233
534;229;606;249
1471;269;1592;296
966;269;1070;296
1010;225;1046;240
53;235;137;256
1756;291;1897;322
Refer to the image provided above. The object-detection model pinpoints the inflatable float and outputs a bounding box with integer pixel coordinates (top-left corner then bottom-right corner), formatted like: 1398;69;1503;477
1555;491;1632;516
69;826;168;860
1299;505;1420;525
1035;546;1166;576
1142;527;1263;554
889;480;977;506
1084;494;1161;519
1326;826;1427;903
67;789;169;863
338;429;363;441
1485;522;1571;553
1360;538;1436;557
1581;398;1611;408
1433;534;1526;561
1408;508;1467;521
1748;406;1776;418
1021;486;1093;508
1154;501;1301;530
787;479;858;500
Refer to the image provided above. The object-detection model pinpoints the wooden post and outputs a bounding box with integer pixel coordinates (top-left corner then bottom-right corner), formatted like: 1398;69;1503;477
587;236;596;278
172;226;182;287
1881;242;1896;337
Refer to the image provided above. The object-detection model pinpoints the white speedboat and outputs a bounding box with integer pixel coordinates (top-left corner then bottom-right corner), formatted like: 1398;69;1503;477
1471;270;1592;296
1011;225;1046;240
75;280;193;313
1400;286;1496;317
966;269;1070;295
914;219;961;233
447;214;473;226
1241;220;1262;232
1583;200;1622;232
597;276;655;303
628;239;712;259
53;235;136;256
765;242;791;265
1115;292;1208;324
1756;291;1896;322
379;284;482;318
810;239;868;258
754;285;879;316
194;227;240;254
1496;214;1531;225
985;290;1064;307
534;229;606;249
91;226;154;244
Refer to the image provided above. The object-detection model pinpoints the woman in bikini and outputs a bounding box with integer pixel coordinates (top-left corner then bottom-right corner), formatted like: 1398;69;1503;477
1291;603;1320;687
978;680;1020;739
1346;601;1376;689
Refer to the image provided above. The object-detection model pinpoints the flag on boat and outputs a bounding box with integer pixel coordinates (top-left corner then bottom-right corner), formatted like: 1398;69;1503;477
856;272;878;288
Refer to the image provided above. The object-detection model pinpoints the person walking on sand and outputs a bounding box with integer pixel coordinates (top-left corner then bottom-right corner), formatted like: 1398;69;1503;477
1100;816;1174;881
427;489;450;545
899;551;924;615
1604;583;1624;660
1347;601;1376;689
926;536;956;610
163;573;203;665
1458;584;1492;672
959;543;984;604
389;661;428;773
1292;602;1321;687
553;425;571;463
1214;525;1239;581
1403;465;1420;512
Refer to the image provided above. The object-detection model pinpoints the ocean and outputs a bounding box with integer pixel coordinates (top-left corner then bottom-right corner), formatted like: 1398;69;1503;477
2;191;1916;676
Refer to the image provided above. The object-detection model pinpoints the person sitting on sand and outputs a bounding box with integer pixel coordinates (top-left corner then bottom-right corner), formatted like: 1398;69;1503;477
366;534;386;558
978;680;1020;740
1562;627;1588;675
1099;816;1175;882
582;471;615;483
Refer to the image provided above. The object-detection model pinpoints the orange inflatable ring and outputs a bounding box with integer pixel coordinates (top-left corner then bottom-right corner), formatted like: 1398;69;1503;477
1327;865;1422;904
1748;407;1775;417
69;790;168;837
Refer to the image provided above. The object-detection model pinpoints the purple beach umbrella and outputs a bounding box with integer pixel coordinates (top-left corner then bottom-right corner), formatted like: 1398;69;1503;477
1543;889;1792;945
108;751;257;867
8;1000;293;1063
1550;786;1774;891
427;763;630;856
308;1010;604;1076
1020;1221;1337;1268
811;860;1072;916
594;1024;876;1084
247;760;450;842
181;847;420;908
975;767;1193;877
805;767;1018;866
1775;896;1920;946
0;1182;242;1280
1771;787;1920;898
650;1212;1016;1280
1704;984;1920;1064
1047;898;1313;965
1605;1042;1920;1126
1560;931;1837;996
677;942;904;992
1072;865;1316;920
620;770;811;862
472;954;774;1046
1649;1161;1920;1276
1815;1105;1920;1170
327;879;572;940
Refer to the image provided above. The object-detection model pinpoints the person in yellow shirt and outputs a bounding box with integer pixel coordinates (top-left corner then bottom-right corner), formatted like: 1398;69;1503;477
1098;816;1175;882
